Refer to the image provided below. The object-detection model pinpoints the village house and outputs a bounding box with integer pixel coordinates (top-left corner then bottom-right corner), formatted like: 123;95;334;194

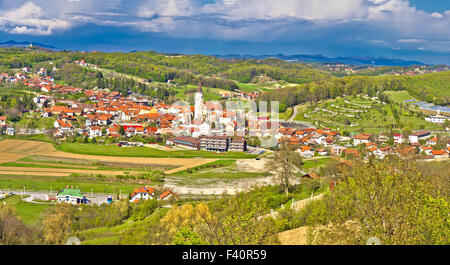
425;114;448;124
89;126;102;138
38;67;47;76
317;148;328;156
420;146;433;156
130;186;155;202
353;134;371;146
344;149;361;158
409;131;431;145
431;150;449;159
426;137;437;146
396;146;416;157
159;189;175;200
6;127;15;135
296;146;314;158
331;145;346;156
373;146;391;159
0;116;6;127
393;134;404;144
378;133;389;143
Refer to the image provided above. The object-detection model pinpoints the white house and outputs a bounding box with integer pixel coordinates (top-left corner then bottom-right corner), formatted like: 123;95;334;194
6;127;14;135
426;137;437;146
353;134;371;146
296;146;314;158
89;126;102;138
425;114;448;124
0;116;6;127
393;134;403;144
130;186;155;202
409;131;431;144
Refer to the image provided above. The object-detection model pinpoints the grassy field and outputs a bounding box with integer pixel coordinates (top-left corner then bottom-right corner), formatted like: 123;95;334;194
57;143;258;159
172;85;226;101
1;195;52;225
302;157;333;170
0;174;146;194
278;107;294;120
384;90;418;103
237;82;265;92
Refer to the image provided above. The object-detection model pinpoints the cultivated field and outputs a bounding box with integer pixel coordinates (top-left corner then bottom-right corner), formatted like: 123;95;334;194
0;139;218;174
0;139;222;193
293;94;442;133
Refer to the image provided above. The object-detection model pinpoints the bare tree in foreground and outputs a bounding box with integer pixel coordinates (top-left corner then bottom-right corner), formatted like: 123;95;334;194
266;144;303;195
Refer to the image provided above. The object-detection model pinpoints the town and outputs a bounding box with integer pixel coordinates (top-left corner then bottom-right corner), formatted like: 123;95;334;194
1;64;449;161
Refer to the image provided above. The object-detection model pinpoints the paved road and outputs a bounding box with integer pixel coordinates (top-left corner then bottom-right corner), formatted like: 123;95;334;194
288;105;299;122
1;189;118;205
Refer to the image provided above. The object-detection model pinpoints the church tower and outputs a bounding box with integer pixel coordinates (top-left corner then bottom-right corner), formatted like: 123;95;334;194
194;82;204;120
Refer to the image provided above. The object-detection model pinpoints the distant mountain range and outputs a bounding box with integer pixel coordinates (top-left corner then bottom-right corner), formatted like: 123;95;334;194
0;40;425;66
215;54;425;66
0;40;56;49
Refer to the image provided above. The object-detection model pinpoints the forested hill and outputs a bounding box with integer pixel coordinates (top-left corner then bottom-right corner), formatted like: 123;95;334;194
258;71;450;107
0;47;330;90
75;51;330;87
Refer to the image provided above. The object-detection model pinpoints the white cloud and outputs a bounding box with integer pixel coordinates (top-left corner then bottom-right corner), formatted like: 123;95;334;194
0;1;70;35
203;0;367;21
137;0;193;18
431;12;443;19
398;38;426;43
0;0;448;55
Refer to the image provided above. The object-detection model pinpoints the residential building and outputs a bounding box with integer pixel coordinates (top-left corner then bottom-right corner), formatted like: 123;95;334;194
331;145;346;156
160;190;174;200
296;146;314;157
200;136;229;152
409;131;431;144
426;137;437;146
89;126;102;138
317;148;328;156
229;137;247;152
393;134;404;144
425;114;448;124
353;134;371;146
130;186;155;202
431;150;449;159
6;127;14;135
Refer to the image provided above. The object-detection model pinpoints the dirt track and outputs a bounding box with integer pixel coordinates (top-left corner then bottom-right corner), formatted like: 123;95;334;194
0;171;70;177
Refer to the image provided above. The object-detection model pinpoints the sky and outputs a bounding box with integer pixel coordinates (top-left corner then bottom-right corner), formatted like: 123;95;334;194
0;0;449;64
